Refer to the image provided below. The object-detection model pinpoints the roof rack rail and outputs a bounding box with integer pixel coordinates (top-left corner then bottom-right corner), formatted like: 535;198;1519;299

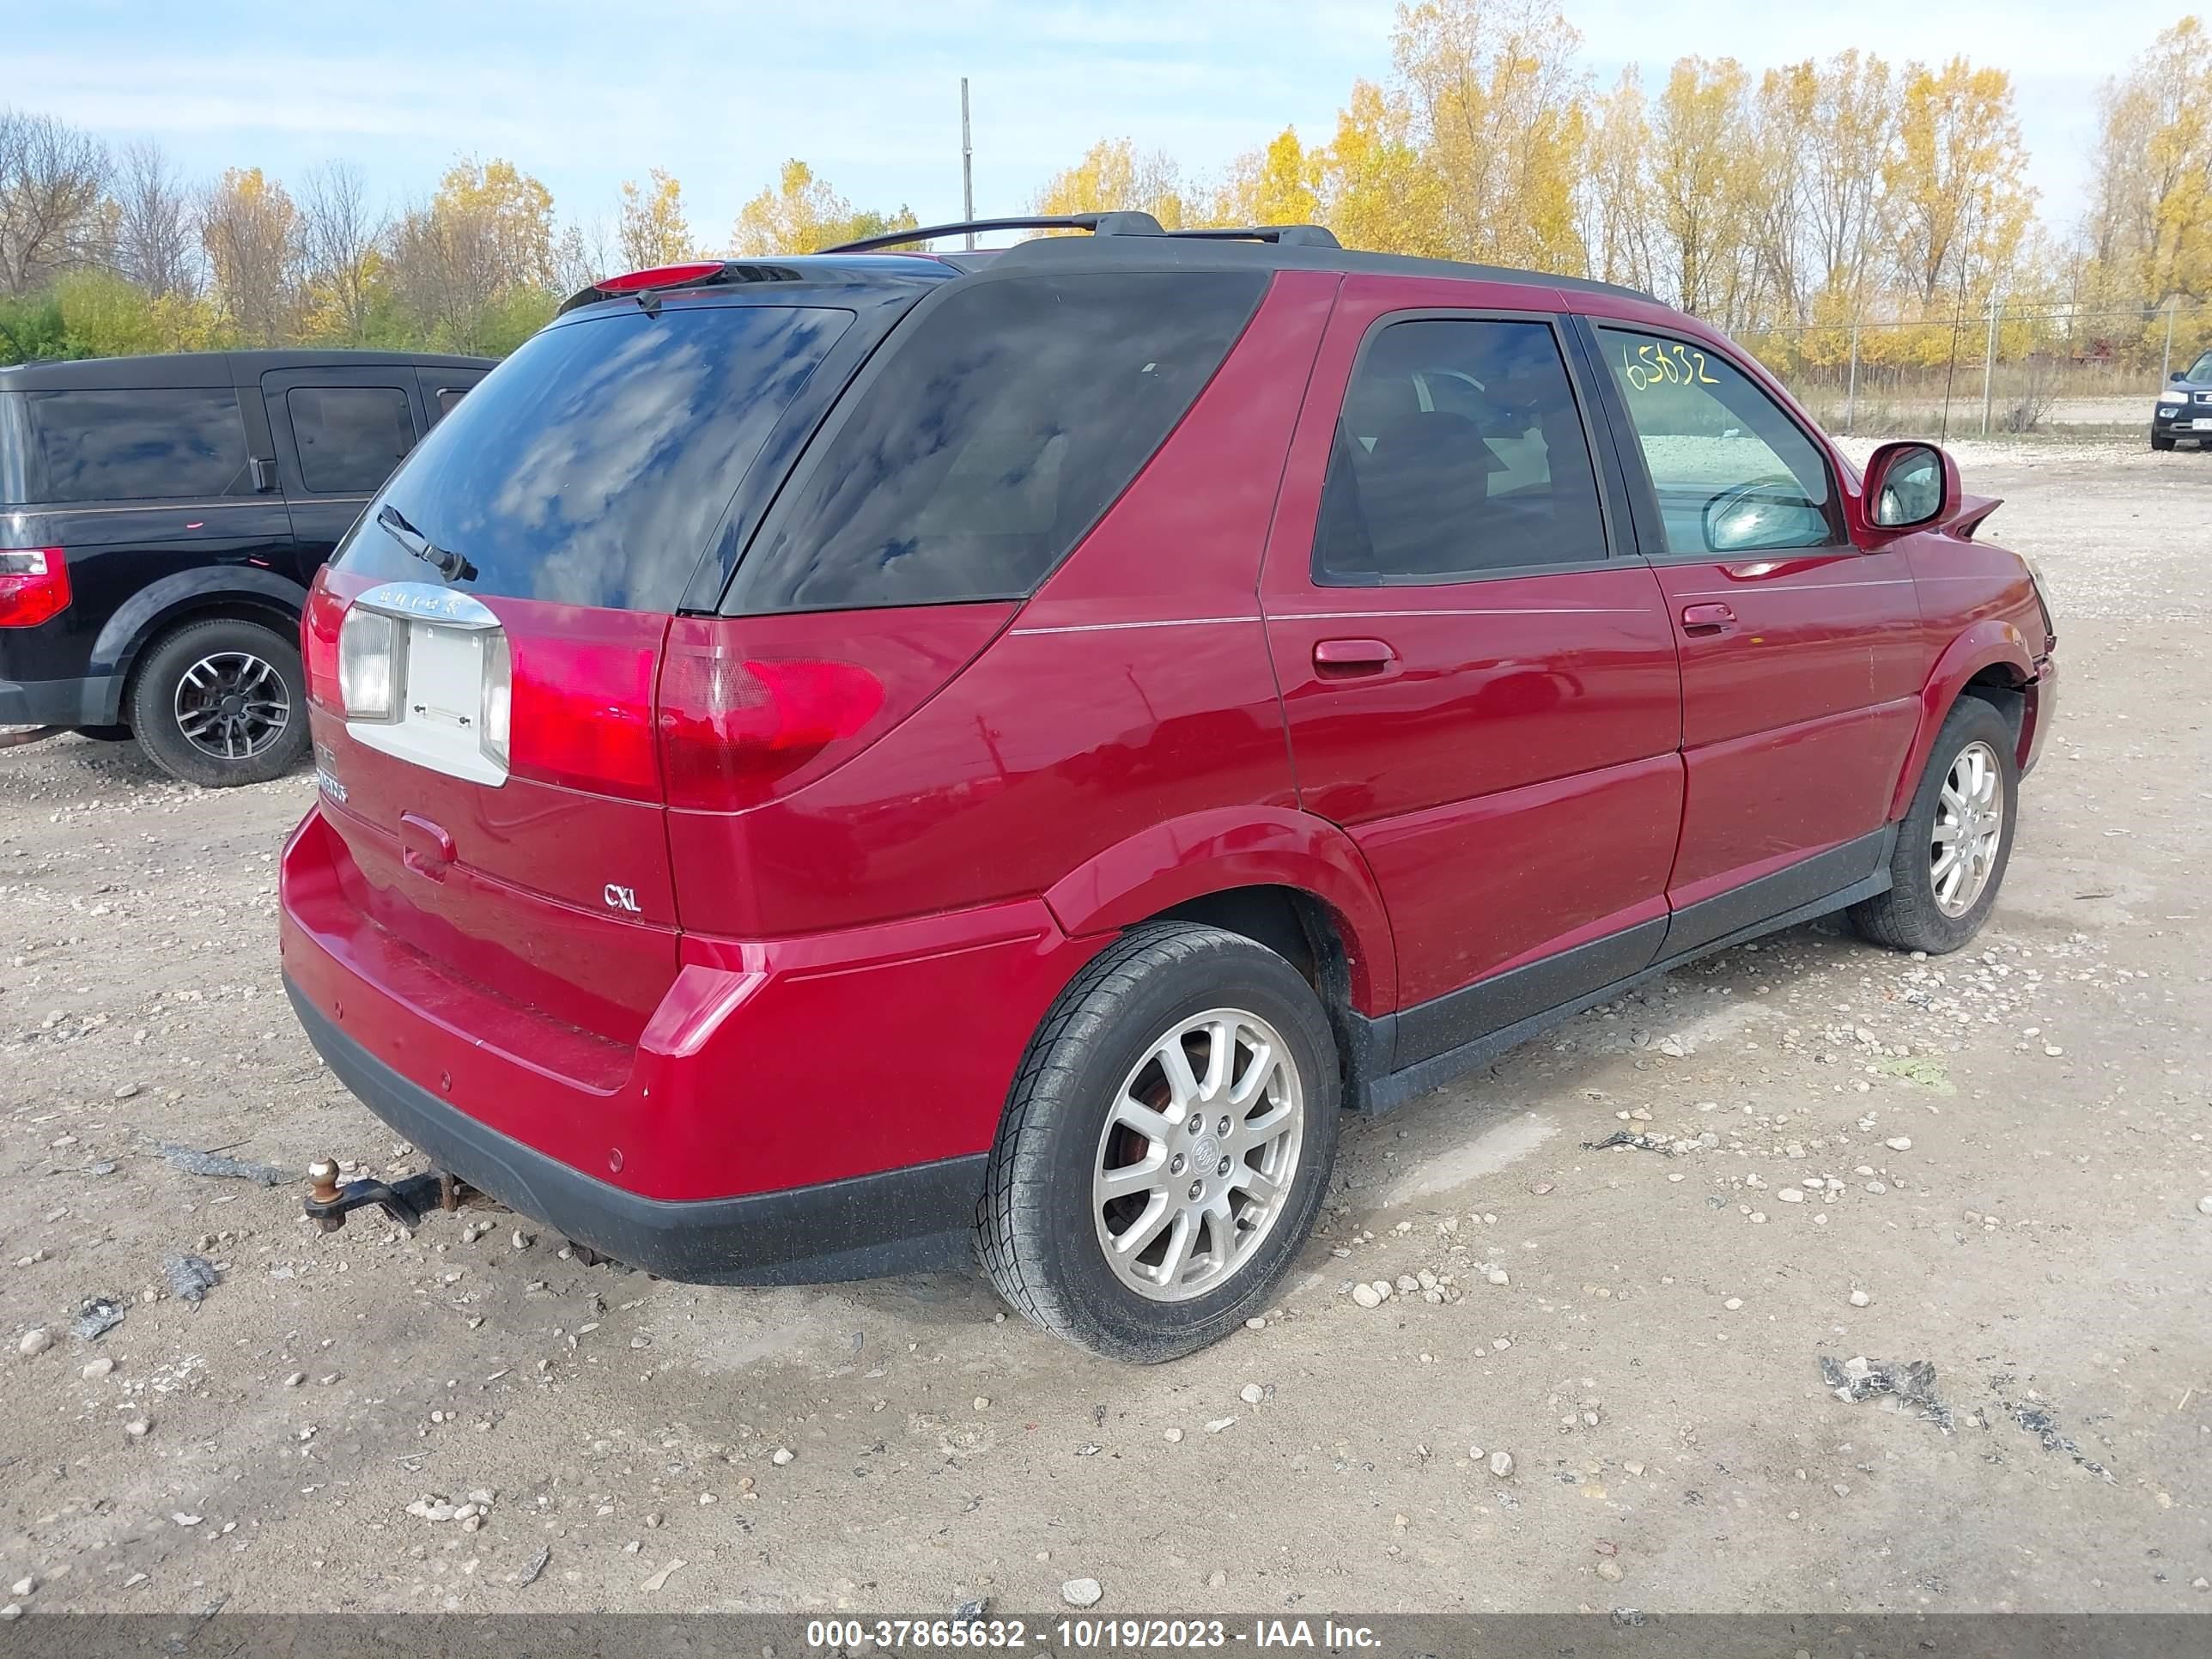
1164;224;1342;247
823;212;1166;253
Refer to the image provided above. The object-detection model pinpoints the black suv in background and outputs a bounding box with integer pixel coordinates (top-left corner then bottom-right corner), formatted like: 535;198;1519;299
1;349;493;784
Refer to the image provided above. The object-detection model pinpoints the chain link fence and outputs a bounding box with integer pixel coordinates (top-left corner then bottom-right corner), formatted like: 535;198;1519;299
1731;302;2212;441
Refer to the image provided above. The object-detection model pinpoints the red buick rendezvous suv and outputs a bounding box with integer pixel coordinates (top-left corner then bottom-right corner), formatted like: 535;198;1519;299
279;214;2057;1360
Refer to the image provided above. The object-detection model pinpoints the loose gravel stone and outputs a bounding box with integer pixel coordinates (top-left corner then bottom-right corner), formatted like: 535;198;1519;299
1238;1383;1264;1405
1061;1577;1103;1608
1351;1283;1382;1309
1488;1449;1515;1478
16;1329;51;1358
1885;1137;1913;1152
1849;1288;1873;1308
82;1356;114;1379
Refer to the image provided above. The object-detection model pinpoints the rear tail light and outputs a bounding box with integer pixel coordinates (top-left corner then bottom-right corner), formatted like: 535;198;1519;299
303;576;347;708
337;608;402;721
657;647;885;811
480;633;512;768
0;548;70;628
595;261;726;295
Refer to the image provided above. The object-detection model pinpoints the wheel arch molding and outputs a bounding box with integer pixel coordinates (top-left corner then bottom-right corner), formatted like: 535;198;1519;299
91;566;311;689
1888;621;2037;822
1039;805;1399;1017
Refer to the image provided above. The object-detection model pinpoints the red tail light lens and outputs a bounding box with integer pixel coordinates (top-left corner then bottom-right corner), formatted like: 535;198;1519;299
658;646;885;811
302;574;348;709
0;548;70;628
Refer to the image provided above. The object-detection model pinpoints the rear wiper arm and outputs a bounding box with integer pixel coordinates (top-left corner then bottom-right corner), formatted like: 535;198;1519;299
375;504;477;584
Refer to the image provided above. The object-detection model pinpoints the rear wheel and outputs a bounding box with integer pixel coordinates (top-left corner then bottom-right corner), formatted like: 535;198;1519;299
977;924;1340;1362
129;617;309;787
1850;696;2018;955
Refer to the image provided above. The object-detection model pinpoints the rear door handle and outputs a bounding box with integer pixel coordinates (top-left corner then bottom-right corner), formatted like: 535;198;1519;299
1314;637;1398;677
1680;603;1736;635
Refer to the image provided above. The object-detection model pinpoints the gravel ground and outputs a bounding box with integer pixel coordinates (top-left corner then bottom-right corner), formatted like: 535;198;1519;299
1;437;2207;1618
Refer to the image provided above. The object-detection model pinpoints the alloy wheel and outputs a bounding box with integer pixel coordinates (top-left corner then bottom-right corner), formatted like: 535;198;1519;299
173;651;290;763
1930;738;2004;916
1091;1007;1305;1303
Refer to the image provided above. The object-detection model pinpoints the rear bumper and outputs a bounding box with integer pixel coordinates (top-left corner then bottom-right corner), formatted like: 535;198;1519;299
278;801;1106;1280
2021;653;2057;776
285;980;982;1282
0;672;117;727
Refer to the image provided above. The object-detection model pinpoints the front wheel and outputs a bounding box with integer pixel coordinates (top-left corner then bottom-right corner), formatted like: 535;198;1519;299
1850;696;2018;954
977;924;1341;1362
129;617;310;787
2152;430;2176;451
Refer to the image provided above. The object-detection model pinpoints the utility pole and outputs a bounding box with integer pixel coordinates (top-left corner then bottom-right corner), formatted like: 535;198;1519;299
1979;297;2001;436
1844;319;1859;436
960;78;975;250
2162;295;2177;382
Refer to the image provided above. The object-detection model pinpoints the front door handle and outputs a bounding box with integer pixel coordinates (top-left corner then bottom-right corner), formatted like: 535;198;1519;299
1680;602;1736;635
1314;637;1398;677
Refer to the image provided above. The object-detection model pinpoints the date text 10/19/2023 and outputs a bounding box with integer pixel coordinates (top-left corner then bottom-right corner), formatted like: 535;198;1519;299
805;1620;1382;1651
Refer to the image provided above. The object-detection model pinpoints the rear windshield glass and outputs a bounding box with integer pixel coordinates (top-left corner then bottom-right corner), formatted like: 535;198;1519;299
726;270;1267;613
0;386;249;504
334;303;852;611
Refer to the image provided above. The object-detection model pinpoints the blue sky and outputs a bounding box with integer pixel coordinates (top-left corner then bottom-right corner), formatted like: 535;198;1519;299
14;1;2178;249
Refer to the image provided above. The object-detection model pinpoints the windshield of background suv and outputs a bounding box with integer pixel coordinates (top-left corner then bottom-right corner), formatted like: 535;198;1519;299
334;302;853;612
2186;351;2212;382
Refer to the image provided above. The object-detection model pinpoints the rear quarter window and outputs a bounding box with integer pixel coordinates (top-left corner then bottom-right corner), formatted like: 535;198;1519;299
9;386;250;503
334;304;853;611
726;270;1267;613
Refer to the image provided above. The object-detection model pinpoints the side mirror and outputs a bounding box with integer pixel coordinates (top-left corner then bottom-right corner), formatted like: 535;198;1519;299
1863;441;1958;532
2170;369;2186;382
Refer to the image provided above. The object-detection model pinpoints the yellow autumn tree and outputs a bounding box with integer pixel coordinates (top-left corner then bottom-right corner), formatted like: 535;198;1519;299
1389;0;1589;272
1316;80;1449;258
1887;58;2034;308
199;166;302;344
1030;138;1191;230
617;168;693;269
1649;58;1756;325
2082;17;2212;311
730;160;916;253
1214;128;1321;228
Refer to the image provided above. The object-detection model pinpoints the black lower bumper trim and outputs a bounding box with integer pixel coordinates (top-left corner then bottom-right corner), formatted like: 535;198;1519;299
0;673;118;727
284;978;986;1285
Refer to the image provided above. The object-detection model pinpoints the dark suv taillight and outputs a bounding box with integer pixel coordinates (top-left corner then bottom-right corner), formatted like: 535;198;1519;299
0;548;70;628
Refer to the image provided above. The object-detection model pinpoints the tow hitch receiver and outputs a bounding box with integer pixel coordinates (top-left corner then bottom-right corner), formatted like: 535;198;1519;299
303;1156;489;1234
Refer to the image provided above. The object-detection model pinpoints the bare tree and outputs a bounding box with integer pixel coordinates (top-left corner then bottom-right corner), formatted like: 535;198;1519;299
112;139;200;298
199;167;303;344
0;108;112;293
299;161;384;342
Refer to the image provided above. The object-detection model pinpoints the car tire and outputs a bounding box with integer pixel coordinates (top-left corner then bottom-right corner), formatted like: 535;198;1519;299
129;617;310;787
69;725;134;742
2152;431;2175;451
1850;696;2018;956
977;923;1342;1362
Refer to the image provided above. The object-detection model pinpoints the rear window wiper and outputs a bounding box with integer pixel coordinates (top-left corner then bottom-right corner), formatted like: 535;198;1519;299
375;504;477;584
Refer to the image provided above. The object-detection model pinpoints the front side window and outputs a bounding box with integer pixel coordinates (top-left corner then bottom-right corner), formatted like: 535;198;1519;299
727;270;1266;613
1595;327;1838;556
1313;317;1607;584
288;386;416;494
16;387;249;503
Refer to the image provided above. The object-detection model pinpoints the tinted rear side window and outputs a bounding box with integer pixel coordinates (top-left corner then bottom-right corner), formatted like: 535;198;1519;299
334;304;851;611
12;387;249;503
288;386;416;494
727;270;1267;613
